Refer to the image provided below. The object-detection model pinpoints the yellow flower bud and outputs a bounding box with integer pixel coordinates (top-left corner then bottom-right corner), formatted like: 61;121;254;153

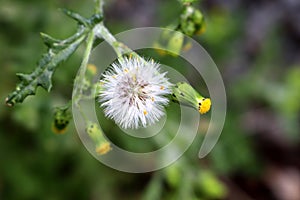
171;82;211;114
96;142;112;155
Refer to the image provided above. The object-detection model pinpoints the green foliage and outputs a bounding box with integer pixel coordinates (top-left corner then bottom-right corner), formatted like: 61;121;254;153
2;0;300;200
280;67;300;114
179;0;199;5
154;3;205;57
153;30;185;57
5;9;102;106
178;6;205;36
195;170;227;199
165;163;181;188
142;173;163;200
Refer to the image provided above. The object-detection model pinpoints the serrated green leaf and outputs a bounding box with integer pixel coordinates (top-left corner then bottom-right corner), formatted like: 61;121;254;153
6;27;87;106
6;8;103;106
40;32;61;48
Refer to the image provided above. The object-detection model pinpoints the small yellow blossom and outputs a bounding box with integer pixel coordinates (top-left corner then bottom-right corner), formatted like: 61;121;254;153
87;64;97;75
96;142;112;155
198;98;211;114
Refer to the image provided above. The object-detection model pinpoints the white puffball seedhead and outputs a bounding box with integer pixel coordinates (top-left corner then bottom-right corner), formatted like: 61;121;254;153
98;57;172;129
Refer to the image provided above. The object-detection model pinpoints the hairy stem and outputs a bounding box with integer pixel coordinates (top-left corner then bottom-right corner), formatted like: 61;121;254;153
73;31;95;106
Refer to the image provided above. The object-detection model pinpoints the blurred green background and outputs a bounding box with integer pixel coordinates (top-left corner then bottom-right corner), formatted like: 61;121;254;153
1;0;300;199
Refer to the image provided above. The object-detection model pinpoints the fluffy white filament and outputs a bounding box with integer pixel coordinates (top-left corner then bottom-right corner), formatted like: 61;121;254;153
98;57;172;129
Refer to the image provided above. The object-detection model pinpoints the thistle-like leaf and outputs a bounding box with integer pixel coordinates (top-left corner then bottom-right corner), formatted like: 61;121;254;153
5;8;103;106
61;9;103;27
6;27;87;106
61;8;89;27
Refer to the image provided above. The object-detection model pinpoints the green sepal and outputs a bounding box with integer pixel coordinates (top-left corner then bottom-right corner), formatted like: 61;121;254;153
171;82;211;114
171;82;202;110
86;121;105;145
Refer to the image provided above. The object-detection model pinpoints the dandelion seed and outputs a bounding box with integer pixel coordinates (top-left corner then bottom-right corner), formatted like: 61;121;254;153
98;57;172;129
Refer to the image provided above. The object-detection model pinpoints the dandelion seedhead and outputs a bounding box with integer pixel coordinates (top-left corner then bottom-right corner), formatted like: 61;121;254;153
98;57;172;129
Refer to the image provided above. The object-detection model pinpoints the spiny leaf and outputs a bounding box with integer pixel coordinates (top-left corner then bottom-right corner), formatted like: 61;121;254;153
61;9;103;27
61;8;89;26
40;32;61;48
6;27;87;106
5;8;103;106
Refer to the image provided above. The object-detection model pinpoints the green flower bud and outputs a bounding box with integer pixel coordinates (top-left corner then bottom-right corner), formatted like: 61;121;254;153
165;164;182;188
195;170;227;199
171;82;211;114
86;121;111;155
181;20;196;36
154;29;184;57
193;9;206;35
192;9;204;24
167;32;184;56
52;105;71;134
179;6;206;36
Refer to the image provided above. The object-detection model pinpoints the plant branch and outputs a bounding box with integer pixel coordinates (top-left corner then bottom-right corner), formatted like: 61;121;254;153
73;31;95;106
93;23;140;59
94;0;104;15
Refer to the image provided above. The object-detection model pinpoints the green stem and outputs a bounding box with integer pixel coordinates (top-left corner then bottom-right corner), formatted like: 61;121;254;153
93;23;140;60
74;31;95;106
143;172;163;200
73;31;95;123
94;0;104;15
